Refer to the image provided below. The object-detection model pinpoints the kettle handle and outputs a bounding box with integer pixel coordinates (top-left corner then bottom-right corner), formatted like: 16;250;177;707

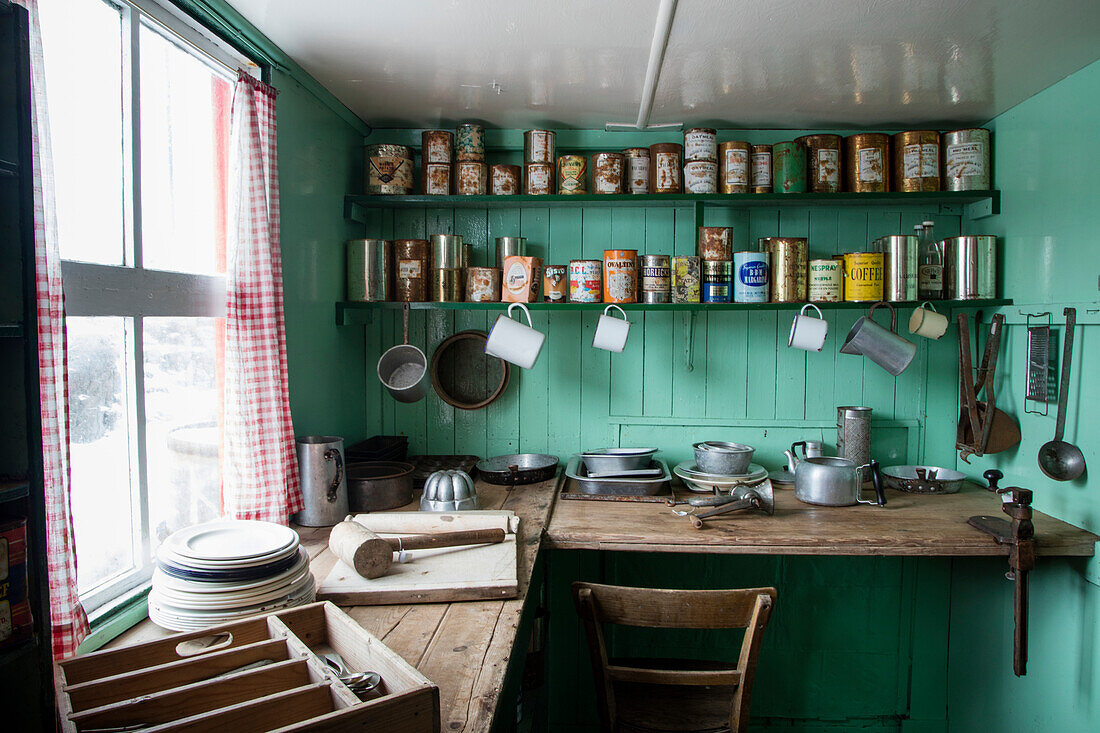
790;440;807;458
856;460;887;506
868;301;897;334
324;448;344;503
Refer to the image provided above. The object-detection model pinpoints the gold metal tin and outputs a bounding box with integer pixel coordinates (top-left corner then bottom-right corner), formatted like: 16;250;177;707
751;144;772;193
796;134;843;193
719;141;752;194
393;239;429;302
432;268;464;302
759;237;807;302
844;133;890;192
892;131;940;192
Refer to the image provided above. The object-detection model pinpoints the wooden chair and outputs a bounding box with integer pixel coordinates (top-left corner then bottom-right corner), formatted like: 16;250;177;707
572;582;777;733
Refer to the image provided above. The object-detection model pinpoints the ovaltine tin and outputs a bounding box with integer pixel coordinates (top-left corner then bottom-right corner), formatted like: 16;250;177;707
455;123;485;162
422;130;454;164
733;251;769;303
558;155;588;195
524;129;556;164
684;127;717;162
808;258;843;302
495;237;527;270
772;141;807;194
347;239;392;302
640;254;671;303
649;143;683;194
844;133;890;192
719;141;751;194
796;134;842;193
593;152;625;194
874;235;918;301
943;128;991;191
944;235;997;299
490;164;521;195
422;163;451;195
841;252;885;302
684;160;718;194
623;148;650;194
393;239;429;302
456;161;487;195
702;260;733;303
525;163;554;195
671;256;701;303
432;268;463;302
569;259;602;303
431;234;465;269
697;227;733;261
365;143;414;194
892;131;940;192
603;249;638;303
751;144;772;193
543;265;568;302
759;237;807;302
465;267;502;302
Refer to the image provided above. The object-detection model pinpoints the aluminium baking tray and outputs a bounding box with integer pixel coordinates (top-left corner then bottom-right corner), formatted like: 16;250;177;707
565;455;671;496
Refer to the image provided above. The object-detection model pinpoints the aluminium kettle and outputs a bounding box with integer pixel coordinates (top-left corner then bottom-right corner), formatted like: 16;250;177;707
783;440;826;473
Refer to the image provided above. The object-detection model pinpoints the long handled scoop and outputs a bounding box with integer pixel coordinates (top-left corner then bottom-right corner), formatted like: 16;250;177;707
1038;308;1086;481
329;519;506;579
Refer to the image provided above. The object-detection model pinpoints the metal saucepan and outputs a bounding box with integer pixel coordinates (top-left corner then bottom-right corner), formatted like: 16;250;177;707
881;465;966;494
1039;307;1086;481
378;303;427;403
477;453;559;486
346;461;414;512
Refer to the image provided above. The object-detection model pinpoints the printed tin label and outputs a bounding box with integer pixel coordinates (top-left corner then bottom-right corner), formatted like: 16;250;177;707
946;142;986;178
398;259;422;279
684;160;717;193
569;260;602;302
816;149;840;185
655;152;680;190
724;149;749;186
752;152;772;186
684;130;717;161
370;157;413;188
857;147;884;183
424;163;450;194
702;282;731;302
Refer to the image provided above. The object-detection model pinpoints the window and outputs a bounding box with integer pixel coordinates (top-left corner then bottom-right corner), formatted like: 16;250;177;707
39;0;257;612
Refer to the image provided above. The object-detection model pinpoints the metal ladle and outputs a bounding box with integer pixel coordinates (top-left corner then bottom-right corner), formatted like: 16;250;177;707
1038;308;1086;481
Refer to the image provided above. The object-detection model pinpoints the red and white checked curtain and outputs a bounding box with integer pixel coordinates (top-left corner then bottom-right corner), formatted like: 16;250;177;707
16;0;89;659
224;72;302;523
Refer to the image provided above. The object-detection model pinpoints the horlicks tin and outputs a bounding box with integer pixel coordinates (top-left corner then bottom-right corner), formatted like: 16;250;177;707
702;260;732;303
640;255;671;304
733;252;769;302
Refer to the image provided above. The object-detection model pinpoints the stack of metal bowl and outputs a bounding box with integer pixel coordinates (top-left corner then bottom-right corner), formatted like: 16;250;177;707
673;441;765;493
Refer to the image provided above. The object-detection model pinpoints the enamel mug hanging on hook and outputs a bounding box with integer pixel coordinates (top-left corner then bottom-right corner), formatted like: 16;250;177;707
592;304;631;352
909;302;949;339
788;303;828;351
485;303;545;369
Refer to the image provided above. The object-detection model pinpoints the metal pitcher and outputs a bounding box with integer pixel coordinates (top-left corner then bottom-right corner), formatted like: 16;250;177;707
292;436;347;527
840;301;916;375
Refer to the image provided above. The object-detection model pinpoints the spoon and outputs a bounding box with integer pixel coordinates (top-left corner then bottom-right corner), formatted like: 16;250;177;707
1038;308;1086;481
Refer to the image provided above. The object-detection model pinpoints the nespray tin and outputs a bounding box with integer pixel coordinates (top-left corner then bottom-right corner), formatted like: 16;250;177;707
808;258;843;302
733;251;769;303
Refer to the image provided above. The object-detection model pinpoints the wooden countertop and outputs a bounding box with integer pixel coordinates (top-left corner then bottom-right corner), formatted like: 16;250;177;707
544;482;1098;557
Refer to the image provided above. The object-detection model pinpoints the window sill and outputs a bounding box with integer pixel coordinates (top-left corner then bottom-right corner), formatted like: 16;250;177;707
77;583;151;654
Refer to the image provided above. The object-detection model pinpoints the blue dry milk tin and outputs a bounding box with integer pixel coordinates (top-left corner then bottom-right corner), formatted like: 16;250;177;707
734;251;769;302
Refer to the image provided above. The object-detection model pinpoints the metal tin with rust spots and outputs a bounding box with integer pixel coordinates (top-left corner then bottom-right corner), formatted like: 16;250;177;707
432;268;464;302
422;163;451;195
603;249;638;303
684;160;718;194
557;155;588;195
943;128;990;191
844;133;890;192
543;265;568;302
456;161;487;195
431;234;466;269
523;129;556;164
649;143;683;193
593;152;625;194
465;267;501;302
684;127;717;162
421;130;454;164
697;226;733;261
841;252;885;302
892;131;940;192
772;141;807;194
640;254;671;303
524;163;554;195
393;238;430;302
759;237;807;302
455;123;485;162
702;260;733;303
490;164;521;195
796;134;842;193
347;239;392;302
671;256;701;303
751;144;772;193
719;141;751;193
365;143;414;194
808;258;843;302
622;148;650;194
569;259;602;302
873;235;918;301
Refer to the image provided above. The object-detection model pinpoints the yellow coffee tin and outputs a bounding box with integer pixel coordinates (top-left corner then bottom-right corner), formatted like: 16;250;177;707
841;252;885;302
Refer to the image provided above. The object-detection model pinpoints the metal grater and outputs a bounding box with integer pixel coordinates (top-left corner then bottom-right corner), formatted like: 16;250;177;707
1024;313;1051;414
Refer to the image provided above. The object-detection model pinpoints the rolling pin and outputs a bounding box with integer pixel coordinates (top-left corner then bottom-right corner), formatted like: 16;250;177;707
329;520;507;579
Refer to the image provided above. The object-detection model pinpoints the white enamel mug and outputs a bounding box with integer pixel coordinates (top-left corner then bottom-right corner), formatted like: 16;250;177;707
909;302;949;339
788;303;828;351
592;304;631;352
485;303;545;369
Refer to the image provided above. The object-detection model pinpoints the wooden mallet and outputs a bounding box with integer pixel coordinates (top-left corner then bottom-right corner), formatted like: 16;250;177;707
328;519;507;579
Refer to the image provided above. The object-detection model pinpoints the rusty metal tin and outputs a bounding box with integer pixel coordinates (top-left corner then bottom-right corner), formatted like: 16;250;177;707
841;252;885;302
671;256;701;303
365;143;414;194
649;143;683;194
593;152;625;194
702;260;733;303
796;134;842;193
603;250;638;303
873;235;919;301
684;160;718;194
719;141;751;194
422;163;451;195
490;164;521;195
751;144;772;193
431;234;465;269
432;268;464;302
454;123;485;162
772;141;807;194
943;128;991;191
557;155;588;195
684;127;717;162
622;148;650;194
393;238;429;302
697;227;733;261
543;265;568;302
569;259;602;303
892;131;940;192
465;267;501;302
524;163;554;195
421;130;454;164
456;161;487;195
808;258;843;302
347;239;392;302
844;133;890;192
640;254;671;303
759;237;807;302
523;129;556;164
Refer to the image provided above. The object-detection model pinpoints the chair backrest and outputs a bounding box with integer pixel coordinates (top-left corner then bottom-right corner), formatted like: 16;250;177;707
573;582;777;733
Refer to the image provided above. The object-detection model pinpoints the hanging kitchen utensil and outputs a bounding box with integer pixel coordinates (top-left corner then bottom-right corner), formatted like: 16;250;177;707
377;303;428;403
476;453;559;486
839;301;917;375
1024;311;1052;416
957;313;1020;462
1038;307;1086;481
430;330;511;410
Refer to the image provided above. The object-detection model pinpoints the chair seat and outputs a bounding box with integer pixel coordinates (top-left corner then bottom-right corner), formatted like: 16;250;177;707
610;658;737;733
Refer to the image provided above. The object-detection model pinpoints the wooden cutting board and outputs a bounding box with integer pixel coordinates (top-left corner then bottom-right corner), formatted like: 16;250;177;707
316;510;520;605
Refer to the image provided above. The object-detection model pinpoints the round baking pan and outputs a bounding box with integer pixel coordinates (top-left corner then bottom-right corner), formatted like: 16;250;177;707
430;330;510;410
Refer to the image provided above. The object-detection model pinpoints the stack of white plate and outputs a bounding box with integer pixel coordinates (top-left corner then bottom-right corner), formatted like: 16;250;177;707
673;461;769;493
149;520;315;631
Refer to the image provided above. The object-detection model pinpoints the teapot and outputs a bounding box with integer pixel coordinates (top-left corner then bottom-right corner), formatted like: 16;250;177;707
783;440;826;473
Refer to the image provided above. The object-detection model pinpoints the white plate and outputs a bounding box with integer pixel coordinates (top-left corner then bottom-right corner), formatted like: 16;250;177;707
152;569;314;611
163;520;298;563
153;551;310;595
156;541;301;573
673;462;768;492
149;579;315;630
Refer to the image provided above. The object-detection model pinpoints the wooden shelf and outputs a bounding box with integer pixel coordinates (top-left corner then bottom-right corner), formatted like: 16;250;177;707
0;479;30;502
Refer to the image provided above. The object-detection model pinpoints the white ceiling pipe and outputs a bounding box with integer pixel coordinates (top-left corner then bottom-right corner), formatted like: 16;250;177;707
635;0;679;129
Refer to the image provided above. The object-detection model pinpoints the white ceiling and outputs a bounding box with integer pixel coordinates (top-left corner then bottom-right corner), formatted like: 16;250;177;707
228;0;1100;130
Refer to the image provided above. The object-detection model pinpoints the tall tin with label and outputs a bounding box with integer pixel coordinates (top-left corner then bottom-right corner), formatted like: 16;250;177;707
772;141;807;193
623;148;650;194
751;144;772;193
719;141;751;193
796;134;842;193
808;258;843;302
892;130;940;191
393;239;429;302
733;251;769;302
844;133;889;192
759;237;807;302
649;143;683;193
603;250;638;303
702;260;733;303
684;127;717;162
640;255;672;303
943;128;991;191
593;152;625;194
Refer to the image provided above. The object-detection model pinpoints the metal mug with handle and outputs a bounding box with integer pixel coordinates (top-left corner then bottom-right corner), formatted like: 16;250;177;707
592;304;631;352
909;301;949;339
788;303;828;351
293;436;347;526
485;303;545;369
378;303;428;402
840;301;917;375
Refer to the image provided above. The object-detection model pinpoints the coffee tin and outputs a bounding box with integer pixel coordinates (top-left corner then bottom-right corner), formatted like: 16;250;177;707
543;265;568;302
841;252;885;302
640;254;671;303
772;141;807;193
455;123;485;162
808;258;843;302
456;161;487;195
684;160;718;193
525;163;554;195
697;226;733;261
719;141;751;193
495;236;527;270
943;128;991;191
465;267;502;302
684;127;717;162
844;133;890;192
603;249;638;303
558;155;588;194
490;164;521;195
432;268;463;302
623;148;650;193
569;259;603;302
702;260;733;303
422;163;451;195
524;129;556;164
873;235;918;301
892;130;940;192
393;239;429;302
649;143;683;193
751;144;772;193
733;251;769;302
422;130;454;164
671;256;701;303
759;237;807;302
796;134;842;193
365;143;414;194
593;152;625;194
347;239;392;302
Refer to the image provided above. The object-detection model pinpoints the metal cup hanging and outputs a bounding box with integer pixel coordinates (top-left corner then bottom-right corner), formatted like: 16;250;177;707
840;301;917;375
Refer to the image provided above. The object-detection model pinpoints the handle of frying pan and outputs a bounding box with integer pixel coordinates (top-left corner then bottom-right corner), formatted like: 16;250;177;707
1054;308;1076;442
